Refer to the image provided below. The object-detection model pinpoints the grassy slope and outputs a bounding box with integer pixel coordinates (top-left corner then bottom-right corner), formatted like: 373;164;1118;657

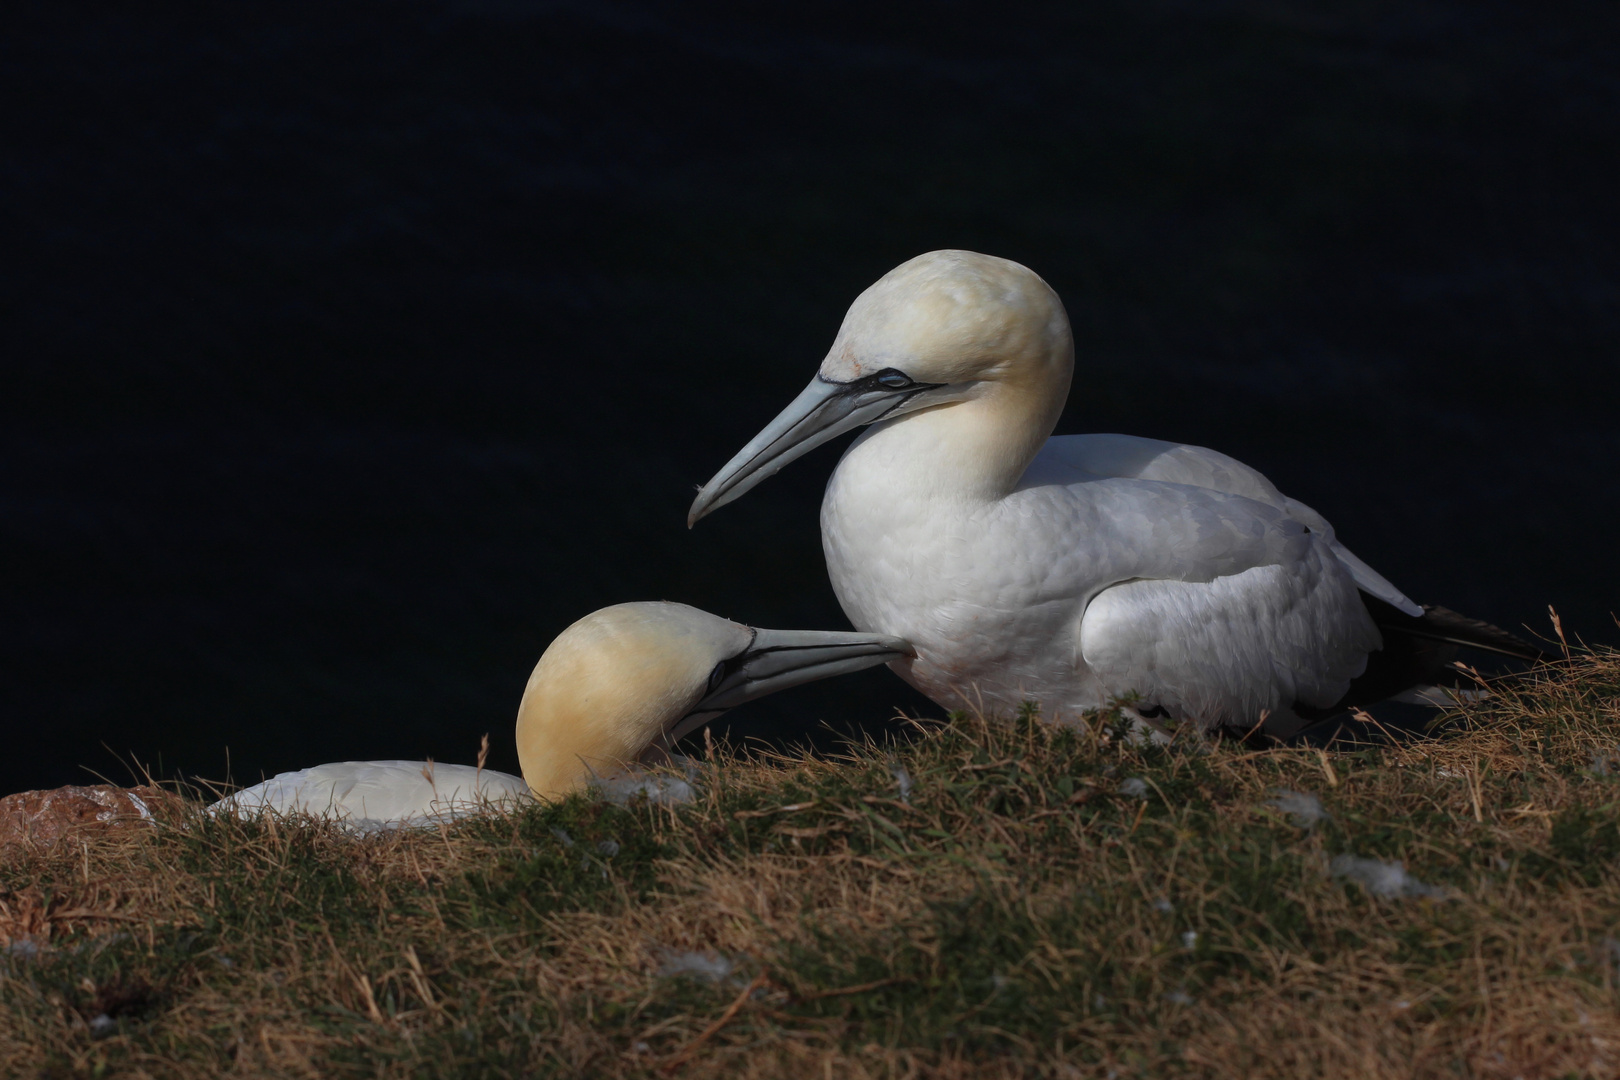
5;651;1620;1079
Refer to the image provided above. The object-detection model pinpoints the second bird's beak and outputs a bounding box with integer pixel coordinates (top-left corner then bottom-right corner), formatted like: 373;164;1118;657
662;627;914;748
687;375;927;527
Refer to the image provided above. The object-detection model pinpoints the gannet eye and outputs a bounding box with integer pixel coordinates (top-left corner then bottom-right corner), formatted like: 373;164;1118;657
875;370;914;389
706;661;727;694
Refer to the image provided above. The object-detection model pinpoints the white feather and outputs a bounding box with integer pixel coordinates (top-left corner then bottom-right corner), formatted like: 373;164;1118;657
217;760;531;828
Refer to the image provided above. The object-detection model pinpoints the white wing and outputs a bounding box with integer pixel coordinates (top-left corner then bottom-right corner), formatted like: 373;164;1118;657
1078;559;1378;728
1015;435;1391;729
1033;434;1423;616
216;760;531;828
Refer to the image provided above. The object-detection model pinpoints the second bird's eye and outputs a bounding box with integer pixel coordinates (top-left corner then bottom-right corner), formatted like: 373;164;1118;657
875;370;914;389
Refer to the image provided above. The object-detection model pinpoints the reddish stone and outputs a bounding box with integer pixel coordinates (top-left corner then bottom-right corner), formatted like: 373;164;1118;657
0;784;184;850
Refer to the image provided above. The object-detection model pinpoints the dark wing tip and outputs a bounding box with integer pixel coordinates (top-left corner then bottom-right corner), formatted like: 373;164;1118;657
1413;604;1554;664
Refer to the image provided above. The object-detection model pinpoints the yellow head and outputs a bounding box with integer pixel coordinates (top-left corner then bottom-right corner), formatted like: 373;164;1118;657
820;250;1073;404
515;602;749;799
514;602;911;800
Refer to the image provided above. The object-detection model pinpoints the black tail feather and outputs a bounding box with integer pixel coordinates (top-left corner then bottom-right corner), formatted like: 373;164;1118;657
1292;595;1552;724
1367;598;1552;664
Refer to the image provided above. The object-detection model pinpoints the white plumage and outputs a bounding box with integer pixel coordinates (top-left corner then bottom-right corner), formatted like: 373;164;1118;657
220;761;530;831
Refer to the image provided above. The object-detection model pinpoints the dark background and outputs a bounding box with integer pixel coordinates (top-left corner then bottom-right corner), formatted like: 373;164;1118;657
5;0;1617;794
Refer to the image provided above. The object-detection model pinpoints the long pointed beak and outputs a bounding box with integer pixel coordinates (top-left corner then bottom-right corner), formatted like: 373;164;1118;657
687;376;921;527
663;627;913;747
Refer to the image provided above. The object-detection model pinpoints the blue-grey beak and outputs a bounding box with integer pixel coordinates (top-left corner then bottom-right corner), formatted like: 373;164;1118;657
663;626;913;747
687;370;938;526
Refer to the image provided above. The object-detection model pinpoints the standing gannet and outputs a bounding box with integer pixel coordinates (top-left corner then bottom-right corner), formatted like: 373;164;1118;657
216;602;910;824
687;250;1543;737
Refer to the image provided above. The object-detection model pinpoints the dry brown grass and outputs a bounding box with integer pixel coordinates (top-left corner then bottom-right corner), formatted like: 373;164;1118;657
4;649;1620;1078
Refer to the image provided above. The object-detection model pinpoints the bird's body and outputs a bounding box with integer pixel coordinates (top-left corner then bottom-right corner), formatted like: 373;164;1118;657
824;429;1402;729
215;603;910;826
223;761;530;829
690;250;1540;736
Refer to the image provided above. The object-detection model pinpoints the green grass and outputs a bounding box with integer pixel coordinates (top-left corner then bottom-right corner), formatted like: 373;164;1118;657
6;651;1620;1078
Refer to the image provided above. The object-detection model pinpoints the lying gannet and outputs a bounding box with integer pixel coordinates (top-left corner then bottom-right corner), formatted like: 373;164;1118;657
688;250;1543;737
216;602;910;824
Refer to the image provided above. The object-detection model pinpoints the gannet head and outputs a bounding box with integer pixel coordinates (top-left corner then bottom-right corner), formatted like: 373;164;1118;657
514;601;911;799
820;250;1071;388
688;250;1072;525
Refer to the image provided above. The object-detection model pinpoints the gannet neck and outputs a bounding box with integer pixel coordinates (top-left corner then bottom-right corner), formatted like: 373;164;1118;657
853;366;1071;503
